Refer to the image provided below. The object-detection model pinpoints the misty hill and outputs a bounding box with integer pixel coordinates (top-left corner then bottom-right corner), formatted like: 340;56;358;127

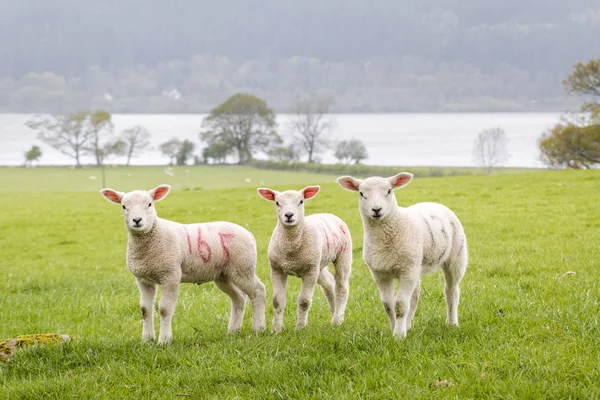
0;0;599;112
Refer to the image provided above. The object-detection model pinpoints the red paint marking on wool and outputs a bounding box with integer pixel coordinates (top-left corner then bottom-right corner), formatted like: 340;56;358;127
218;233;235;263
321;225;331;252
197;227;212;263
184;227;192;255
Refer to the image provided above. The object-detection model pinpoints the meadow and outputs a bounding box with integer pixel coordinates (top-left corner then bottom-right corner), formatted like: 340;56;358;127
0;166;599;399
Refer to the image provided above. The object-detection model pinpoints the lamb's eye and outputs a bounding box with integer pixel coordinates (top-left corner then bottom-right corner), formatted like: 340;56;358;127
299;200;304;205
359;191;365;198
276;201;280;207
387;189;392;195
122;205;126;210
148;203;152;208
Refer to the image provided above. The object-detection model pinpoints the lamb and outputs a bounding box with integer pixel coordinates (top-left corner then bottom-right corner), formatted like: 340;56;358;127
257;186;352;332
337;173;468;340
100;184;266;344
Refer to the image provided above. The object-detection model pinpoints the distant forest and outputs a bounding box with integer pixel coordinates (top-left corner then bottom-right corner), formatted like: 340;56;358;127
1;0;599;113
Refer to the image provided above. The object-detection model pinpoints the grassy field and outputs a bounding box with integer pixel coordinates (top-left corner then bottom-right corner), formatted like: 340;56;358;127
0;166;599;399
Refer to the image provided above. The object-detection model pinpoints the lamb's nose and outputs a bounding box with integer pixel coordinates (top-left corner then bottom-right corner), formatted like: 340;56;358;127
133;217;143;225
372;207;382;214
285;212;294;219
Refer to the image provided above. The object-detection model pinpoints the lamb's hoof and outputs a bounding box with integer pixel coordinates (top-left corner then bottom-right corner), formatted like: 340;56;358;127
227;327;242;334
157;335;173;345
295;323;307;331
141;334;155;342
393;331;407;341
271;325;284;334
446;320;459;327
253;324;267;334
331;316;344;326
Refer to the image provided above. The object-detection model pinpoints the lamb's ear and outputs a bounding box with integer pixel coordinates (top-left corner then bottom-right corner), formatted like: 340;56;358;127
257;188;278;201
337;176;362;192
149;184;171;202
388;172;413;189
300;186;320;200
100;188;125;204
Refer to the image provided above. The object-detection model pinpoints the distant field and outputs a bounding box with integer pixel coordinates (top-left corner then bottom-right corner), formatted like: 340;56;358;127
0;165;339;193
1;169;599;398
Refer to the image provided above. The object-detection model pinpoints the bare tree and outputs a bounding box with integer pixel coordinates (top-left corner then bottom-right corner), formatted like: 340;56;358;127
121;125;152;166
287;95;335;163
472;127;510;174
26;111;92;168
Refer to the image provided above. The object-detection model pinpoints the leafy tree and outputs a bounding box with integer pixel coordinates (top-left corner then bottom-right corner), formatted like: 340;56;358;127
121;125;152;166
176;139;196;165
539;121;600;169
287;95;335;163
267;144;301;162
85;110;114;166
334;139;369;164
200;94;280;164
26;111;92;168
201;141;232;164
24;145;42;166
160;137;182;165
472;127;510;174
563;59;600;99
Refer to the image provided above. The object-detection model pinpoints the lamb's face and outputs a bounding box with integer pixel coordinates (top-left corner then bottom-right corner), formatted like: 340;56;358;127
257;186;320;227
101;185;171;234
120;191;158;233
337;173;413;221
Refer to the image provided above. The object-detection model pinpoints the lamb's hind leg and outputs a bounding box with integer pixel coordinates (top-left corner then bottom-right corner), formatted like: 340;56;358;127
443;244;467;326
406;280;421;331
215;277;247;333
332;250;352;325
229;273;267;333
317;268;336;320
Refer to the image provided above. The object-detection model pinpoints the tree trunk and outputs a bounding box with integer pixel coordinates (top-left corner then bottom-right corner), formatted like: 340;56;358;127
75;148;81;168
307;148;314;163
126;145;134;166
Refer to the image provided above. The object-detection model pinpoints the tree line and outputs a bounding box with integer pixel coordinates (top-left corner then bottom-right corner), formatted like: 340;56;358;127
24;94;369;168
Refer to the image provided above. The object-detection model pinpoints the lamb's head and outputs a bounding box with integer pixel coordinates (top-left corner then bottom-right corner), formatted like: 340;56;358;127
257;186;320;227
100;184;171;234
337;173;413;221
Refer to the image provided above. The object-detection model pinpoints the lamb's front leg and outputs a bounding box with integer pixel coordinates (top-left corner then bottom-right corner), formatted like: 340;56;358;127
157;280;180;345
137;279;157;342
394;272;419;340
372;272;396;333
271;268;288;333
296;272;319;330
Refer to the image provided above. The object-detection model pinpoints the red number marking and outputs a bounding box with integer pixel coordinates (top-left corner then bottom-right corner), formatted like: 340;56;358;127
197;227;212;263
183;227;192;255
218;233;235;263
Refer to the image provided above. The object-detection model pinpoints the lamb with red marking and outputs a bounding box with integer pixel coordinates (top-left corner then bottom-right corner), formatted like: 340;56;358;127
101;184;266;344
257;185;352;333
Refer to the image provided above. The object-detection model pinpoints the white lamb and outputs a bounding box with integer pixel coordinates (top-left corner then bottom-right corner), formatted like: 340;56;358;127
337;173;468;340
101;184;266;344
257;186;352;332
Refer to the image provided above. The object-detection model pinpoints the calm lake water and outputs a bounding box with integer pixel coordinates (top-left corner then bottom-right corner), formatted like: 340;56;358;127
0;113;561;167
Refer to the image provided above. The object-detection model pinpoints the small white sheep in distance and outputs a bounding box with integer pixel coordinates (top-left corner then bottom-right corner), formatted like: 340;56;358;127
257;186;352;332
337;173;468;340
100;184;266;344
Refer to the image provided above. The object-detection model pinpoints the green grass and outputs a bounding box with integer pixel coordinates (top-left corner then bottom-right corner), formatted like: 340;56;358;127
1;167;599;399
0;165;339;193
